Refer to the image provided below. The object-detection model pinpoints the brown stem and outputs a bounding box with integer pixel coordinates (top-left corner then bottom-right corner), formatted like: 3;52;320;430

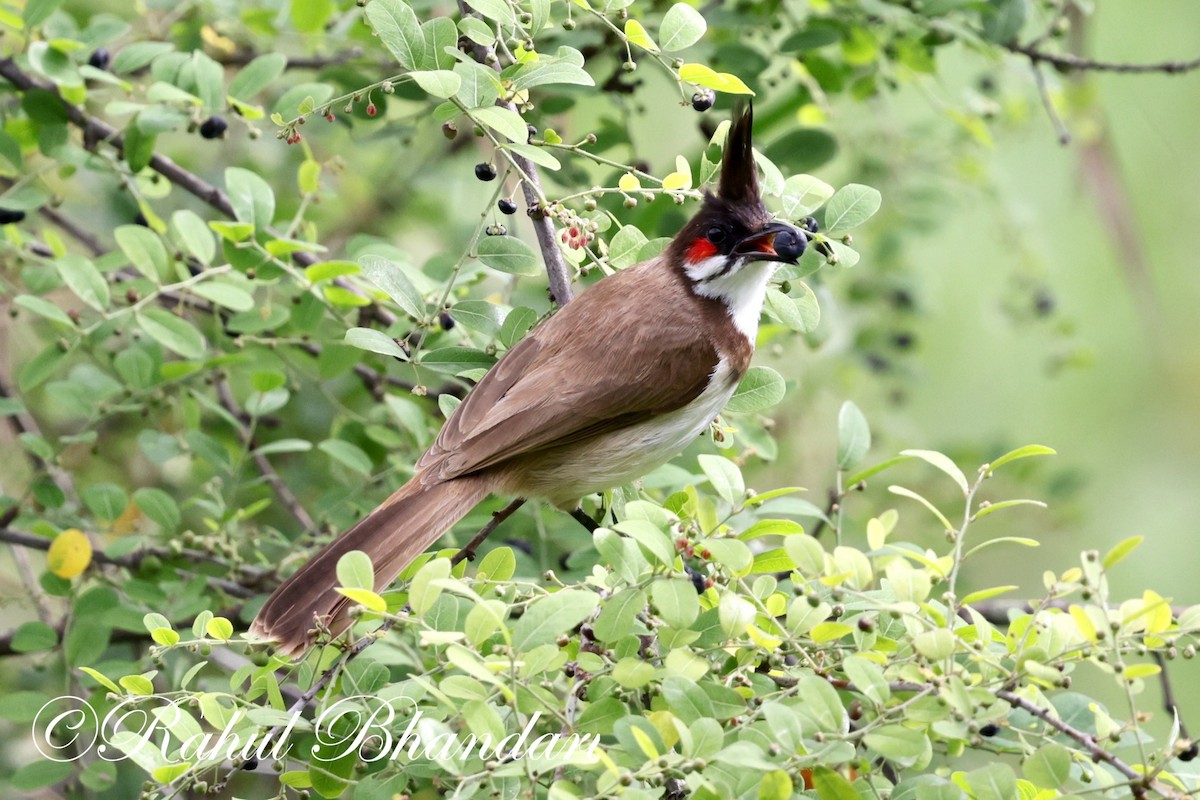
450;497;526;565
454;1;574;307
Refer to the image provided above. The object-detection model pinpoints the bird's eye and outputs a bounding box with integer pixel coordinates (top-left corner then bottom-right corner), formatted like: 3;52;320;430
706;225;727;244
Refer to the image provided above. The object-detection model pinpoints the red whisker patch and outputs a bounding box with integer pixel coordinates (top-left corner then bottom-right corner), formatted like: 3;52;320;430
686;238;718;263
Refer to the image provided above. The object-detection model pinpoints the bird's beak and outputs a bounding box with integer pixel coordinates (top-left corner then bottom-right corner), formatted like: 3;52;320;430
733;222;806;264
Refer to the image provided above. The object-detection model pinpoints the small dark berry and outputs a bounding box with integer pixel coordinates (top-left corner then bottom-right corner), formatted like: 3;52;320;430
199;116;227;140
773;227;806;262
892;332;914;349
442;121;458;139
88;49;110;71
439;311;455;331
0;208;26;225
498;199;518;215
979;723;1000;737
691;90;715;112
1034;289;1055;316
1181;742;1199;762
475;162;497;181
802;216;820;234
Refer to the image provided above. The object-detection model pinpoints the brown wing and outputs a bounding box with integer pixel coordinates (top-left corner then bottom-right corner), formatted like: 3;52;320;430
416;260;722;481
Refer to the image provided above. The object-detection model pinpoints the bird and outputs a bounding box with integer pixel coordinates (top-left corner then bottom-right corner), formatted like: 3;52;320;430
250;106;807;655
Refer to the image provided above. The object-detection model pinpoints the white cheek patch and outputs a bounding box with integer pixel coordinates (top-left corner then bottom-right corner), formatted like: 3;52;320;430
692;259;775;341
683;254;729;282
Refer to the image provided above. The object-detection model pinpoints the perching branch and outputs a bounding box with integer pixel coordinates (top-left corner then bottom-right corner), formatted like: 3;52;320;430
454;1;574;307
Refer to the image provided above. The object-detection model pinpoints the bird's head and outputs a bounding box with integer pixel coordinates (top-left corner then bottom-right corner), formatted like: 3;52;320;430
668;105;805;285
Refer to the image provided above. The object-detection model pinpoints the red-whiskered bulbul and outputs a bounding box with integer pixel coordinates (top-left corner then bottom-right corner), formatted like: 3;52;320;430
251;106;807;655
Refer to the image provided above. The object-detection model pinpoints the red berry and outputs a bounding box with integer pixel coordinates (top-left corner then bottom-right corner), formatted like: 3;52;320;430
366;103;377;117
326;112;335;122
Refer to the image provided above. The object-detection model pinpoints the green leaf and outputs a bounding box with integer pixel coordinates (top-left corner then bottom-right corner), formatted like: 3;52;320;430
364;0;425;70
191;281;254;312
408;557;450;616
987;444;1056;474
115;225;169;280
836;400;870;469
291;0;333;34
318;439;373;476
511;589;598;651
15;294;74;326
865;724;927;761
981;0;1026;44
112;42;174;74
1023;743;1071;789
1102;535;1144;570
843;655;890;705
811;767;857;800
225;166;275;230
823;184;882;235
205;616;234;640
133;487;180;530
359;255;425;319
624;19;658;53
336;587;386;612
613;520;674;568
151;763;192;785
336;550;375;591
476;235;541;276
421;17;457;70
726;366;786;413
678;62;754;95
19;345;66;391
12;761;74;791
136;308;206;359
913;628;955;660
697;454;744;505
410;69;461;98
475;546;515;582
470;105;529;144
344;327;408;359
964;763;1017;800
11;621;57;653
780;174;835;218
463;0;514;25
57;255;109;310
171;210;215;264
659;3;707;51
608;225;648;270
448;300;504;337
593;587;647;642
229;53;287;99
901;449;969;495
499;306;538;348
651;578;700;628
758;770;793;800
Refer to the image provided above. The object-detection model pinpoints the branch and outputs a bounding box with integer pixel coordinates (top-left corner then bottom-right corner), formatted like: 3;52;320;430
0;57;394;321
214;379;316;533
454;1;574;307
0;527;265;599
0;369;77;501
449;497;526;565
1005;43;1200;75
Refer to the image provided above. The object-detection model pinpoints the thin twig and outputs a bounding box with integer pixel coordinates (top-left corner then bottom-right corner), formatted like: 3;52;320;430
1152;651;1197;759
0;369;77;501
450;497;526;565
453;1;574;307
1005;43;1200;75
0;528;264;598
214;380;316;532
1029;62;1071;146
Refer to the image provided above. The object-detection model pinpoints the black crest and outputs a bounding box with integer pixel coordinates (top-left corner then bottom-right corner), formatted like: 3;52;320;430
718;104;760;205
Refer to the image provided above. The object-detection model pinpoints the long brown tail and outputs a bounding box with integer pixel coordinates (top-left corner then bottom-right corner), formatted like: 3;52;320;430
250;475;492;656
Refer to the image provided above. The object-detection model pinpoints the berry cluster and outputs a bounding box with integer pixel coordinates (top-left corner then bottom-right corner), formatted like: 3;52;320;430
559;224;593;250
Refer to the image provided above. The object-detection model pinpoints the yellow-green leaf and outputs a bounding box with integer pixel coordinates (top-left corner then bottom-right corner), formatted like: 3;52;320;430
624;19;659;52
662;171;690;190
678;62;754;95
618;173;641;191
335;586;387;612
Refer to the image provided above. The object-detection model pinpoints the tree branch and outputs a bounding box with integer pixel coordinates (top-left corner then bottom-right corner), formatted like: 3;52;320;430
0;57;395;321
454;1;574;307
1005;43;1200;75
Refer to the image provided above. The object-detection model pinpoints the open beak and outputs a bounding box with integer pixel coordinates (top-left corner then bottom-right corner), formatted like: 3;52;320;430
733;222;806;264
